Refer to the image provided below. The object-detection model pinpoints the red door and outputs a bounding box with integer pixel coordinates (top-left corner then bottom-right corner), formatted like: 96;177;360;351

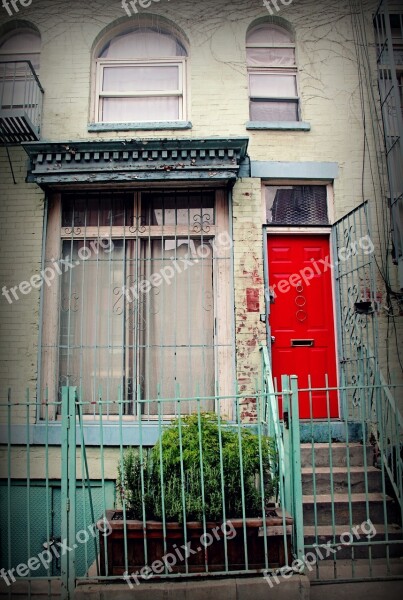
267;235;338;418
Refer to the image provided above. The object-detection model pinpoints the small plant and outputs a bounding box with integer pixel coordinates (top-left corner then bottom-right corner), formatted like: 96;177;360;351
117;412;278;522
117;447;153;519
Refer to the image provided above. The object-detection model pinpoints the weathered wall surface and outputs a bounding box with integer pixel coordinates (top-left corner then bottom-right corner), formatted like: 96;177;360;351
0;147;44;408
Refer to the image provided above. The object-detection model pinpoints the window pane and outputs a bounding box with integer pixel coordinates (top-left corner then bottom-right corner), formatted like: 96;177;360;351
250;100;298;121
0;80;28;107
266;186;329;225
101;96;180;122
62;192;133;227
246;47;295;67
394;47;403;65
143;191;215;227
99;28;187;58
0;53;40;71
59;240;125;413
247;25;293;45
0;32;41;54
102;65;179;92
250;73;297;96
141;239;215;412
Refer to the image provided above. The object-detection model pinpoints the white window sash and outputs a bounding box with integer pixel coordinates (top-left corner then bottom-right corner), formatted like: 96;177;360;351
95;58;186;122
248;70;299;100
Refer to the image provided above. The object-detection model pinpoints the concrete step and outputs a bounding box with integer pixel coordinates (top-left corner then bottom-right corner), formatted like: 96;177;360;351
308;561;403;597
299;421;364;443
303;523;403;559
301;466;383;494
302;492;399;525
301;443;374;468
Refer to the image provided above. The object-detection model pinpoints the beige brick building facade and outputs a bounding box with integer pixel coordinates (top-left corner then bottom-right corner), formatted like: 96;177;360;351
0;0;401;447
0;2;402;595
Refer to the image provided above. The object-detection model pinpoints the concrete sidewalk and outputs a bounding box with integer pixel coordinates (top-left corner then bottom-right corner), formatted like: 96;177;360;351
310;580;403;600
74;576;310;600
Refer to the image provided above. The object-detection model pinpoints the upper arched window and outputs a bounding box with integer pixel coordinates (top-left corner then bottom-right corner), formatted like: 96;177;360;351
246;23;299;122
0;28;41;69
0;28;41;112
94;27;188;124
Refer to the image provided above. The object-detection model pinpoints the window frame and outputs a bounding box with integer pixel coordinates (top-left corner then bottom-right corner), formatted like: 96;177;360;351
262;181;334;230
94;57;187;123
40;189;234;422
246;26;301;123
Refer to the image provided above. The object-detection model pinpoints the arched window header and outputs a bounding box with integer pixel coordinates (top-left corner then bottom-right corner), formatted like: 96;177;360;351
0;29;41;70
99;27;187;59
0;29;41;69
246;23;294;45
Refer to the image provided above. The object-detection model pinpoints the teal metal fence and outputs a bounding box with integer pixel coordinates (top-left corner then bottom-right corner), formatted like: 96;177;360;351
1;363;402;598
300;382;403;583
0;384;291;600
261;359;403;584
261;347;304;567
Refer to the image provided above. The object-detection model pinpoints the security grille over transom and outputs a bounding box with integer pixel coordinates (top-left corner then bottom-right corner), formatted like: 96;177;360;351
265;185;329;225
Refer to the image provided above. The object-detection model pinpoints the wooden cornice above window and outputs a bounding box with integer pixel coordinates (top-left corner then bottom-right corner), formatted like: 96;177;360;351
22;138;249;187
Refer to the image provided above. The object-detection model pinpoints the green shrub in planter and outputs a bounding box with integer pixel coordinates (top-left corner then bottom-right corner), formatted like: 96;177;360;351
117;412;277;522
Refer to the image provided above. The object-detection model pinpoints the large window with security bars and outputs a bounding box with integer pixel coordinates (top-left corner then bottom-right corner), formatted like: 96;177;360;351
40;189;233;418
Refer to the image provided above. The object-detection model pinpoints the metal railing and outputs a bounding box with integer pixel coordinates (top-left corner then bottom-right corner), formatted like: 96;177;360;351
0;384;291;600
0;60;44;143
260;350;403;583
1;364;402;597
297;379;403;583
261;347;304;567
376;369;403;519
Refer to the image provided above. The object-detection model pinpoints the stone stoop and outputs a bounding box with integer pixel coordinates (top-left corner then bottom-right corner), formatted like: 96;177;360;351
301;443;403;559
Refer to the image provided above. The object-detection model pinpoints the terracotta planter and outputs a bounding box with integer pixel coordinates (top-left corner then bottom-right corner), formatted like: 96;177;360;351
97;509;293;576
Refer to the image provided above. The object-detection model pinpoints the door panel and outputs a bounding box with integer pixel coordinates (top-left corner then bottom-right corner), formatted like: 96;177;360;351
267;235;338;418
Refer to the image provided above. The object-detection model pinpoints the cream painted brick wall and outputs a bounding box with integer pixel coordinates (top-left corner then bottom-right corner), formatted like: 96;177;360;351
232;178;267;417
0;446;123;479
0;0;379;161
0;147;45;404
